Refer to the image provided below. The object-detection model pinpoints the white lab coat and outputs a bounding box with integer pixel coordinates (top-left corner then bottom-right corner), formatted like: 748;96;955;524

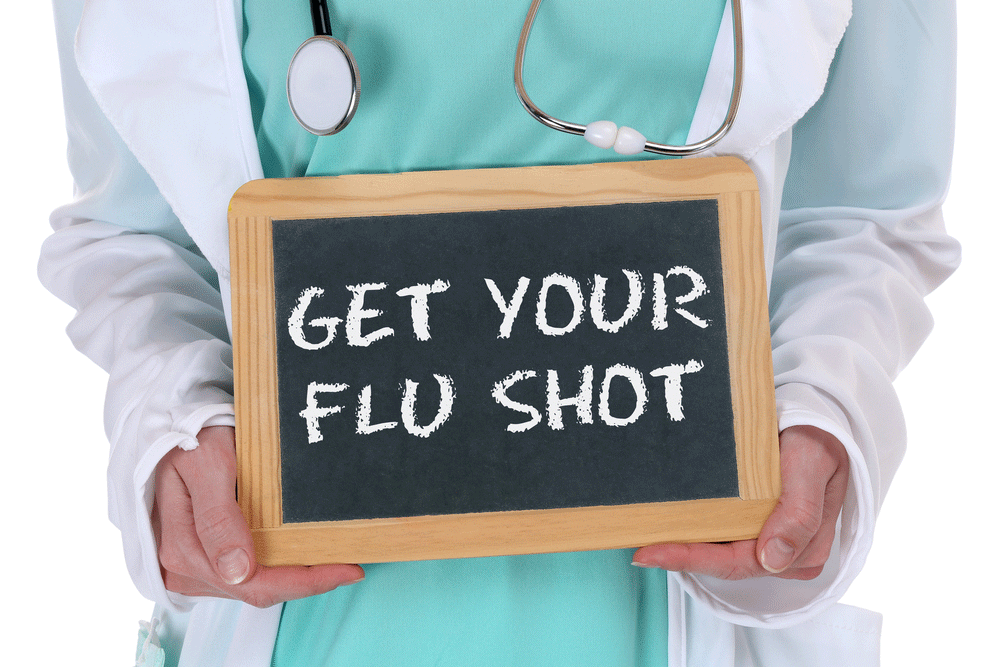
40;0;959;665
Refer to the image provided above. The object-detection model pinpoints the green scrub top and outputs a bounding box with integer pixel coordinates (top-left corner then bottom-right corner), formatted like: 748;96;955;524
241;2;725;665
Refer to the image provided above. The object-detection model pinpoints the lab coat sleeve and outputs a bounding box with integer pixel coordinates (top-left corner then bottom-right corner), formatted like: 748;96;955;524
672;0;961;626
38;1;233;612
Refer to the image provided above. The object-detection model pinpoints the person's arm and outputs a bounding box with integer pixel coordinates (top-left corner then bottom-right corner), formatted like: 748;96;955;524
635;0;960;624
41;0;362;611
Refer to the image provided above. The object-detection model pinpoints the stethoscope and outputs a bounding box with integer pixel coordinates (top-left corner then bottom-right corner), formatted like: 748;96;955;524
287;0;743;156
286;0;360;135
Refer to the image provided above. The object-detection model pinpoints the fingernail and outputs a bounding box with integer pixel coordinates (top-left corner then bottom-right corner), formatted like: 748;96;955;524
761;538;795;573
218;548;251;585
631;561;656;569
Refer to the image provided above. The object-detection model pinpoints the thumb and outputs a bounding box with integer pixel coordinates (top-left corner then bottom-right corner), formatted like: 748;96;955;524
758;534;800;575
757;489;823;574
190;473;258;585
756;426;845;575
207;523;256;586
186;427;258;586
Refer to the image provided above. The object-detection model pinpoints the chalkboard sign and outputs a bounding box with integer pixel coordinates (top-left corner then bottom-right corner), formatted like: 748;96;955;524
229;158;779;566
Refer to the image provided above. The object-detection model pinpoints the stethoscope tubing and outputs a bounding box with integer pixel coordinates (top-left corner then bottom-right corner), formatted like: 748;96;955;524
514;0;744;156
294;0;744;151
312;0;333;37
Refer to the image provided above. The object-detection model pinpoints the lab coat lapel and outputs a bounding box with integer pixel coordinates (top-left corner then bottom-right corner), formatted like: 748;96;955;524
74;0;263;278
691;0;853;161
687;0;852;286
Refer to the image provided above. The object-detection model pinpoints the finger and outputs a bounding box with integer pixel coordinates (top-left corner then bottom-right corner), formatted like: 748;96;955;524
632;540;766;580
190;493;255;586
155;456;220;586
163;562;365;606
234;564;366;608
632;540;828;581
791;446;850;571
757;426;845;574
162;569;226;599
179;429;259;586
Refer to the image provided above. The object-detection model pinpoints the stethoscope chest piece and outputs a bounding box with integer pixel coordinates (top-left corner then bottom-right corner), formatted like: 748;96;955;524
287;35;360;136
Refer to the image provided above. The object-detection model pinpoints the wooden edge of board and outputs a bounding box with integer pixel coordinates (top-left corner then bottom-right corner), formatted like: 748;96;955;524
230;213;283;530
229;157;781;566
716;189;781;501
252;498;779;566
228;156;760;220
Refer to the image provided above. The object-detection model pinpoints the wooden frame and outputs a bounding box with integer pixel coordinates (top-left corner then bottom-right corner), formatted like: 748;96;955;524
229;157;780;566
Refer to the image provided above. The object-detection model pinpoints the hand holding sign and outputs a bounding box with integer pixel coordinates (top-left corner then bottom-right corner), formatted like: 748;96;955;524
153;426;365;607
632;425;849;580
151;424;840;607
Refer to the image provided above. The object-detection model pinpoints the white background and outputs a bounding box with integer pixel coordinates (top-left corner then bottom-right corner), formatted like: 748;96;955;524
2;3;996;665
